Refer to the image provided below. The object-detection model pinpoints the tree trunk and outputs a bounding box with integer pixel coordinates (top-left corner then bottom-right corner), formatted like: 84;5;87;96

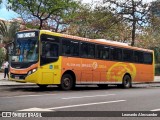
131;0;136;46
39;19;43;29
131;20;136;46
4;44;9;61
55;22;59;32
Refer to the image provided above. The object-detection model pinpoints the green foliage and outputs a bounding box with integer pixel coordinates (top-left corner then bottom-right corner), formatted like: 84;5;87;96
67;4;130;41
0;20;20;44
101;0;150;46
0;20;8;38
155;64;160;76
8;0;80;30
0;48;5;67
0;20;20;60
153;47;160;64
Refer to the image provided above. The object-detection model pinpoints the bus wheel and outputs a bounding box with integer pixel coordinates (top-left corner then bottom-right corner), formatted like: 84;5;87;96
97;84;108;89
37;84;48;89
60;74;74;90
122;75;132;88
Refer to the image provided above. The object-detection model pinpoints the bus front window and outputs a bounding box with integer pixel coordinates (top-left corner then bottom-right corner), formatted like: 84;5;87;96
12;38;38;62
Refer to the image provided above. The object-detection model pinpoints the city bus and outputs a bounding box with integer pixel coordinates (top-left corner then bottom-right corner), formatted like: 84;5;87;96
9;30;154;90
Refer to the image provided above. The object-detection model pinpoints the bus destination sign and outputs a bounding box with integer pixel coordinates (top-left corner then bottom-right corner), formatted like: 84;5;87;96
17;32;36;38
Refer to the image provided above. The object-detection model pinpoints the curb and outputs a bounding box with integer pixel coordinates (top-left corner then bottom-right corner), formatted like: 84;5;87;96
0;79;35;86
134;81;160;84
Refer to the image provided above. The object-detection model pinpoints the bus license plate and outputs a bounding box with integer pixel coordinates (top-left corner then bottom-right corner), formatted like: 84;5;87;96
15;76;19;79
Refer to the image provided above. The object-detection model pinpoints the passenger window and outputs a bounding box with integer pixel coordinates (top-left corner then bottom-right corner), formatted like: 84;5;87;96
62;39;79;56
81;42;95;58
123;49;133;62
97;45;109;60
134;51;143;63
143;52;152;64
110;47;122;61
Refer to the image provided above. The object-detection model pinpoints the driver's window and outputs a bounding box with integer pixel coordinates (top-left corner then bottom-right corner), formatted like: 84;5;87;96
41;42;59;65
42;42;58;58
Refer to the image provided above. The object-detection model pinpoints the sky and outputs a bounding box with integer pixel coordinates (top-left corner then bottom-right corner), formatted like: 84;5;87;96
0;0;156;20
0;0;20;20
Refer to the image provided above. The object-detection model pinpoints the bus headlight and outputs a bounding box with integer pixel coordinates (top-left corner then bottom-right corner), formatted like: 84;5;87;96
32;68;37;73
27;71;32;75
27;68;37;76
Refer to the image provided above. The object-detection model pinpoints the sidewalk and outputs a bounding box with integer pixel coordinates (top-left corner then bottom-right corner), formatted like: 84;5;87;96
0;73;34;85
0;73;160;86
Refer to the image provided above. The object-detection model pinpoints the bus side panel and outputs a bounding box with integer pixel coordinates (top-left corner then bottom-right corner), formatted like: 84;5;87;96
61;57;81;83
134;64;154;82
26;57;62;85
61;57;154;84
105;61;137;83
62;57;135;84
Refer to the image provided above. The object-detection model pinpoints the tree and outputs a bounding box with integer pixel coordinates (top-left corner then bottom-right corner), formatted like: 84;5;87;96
104;0;150;46
67;3;131;41
0;20;20;44
8;0;79;30
0;20;20;60
136;0;160;64
0;48;5;67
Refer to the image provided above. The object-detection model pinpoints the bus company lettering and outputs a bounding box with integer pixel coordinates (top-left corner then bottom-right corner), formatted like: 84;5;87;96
106;62;137;82
66;62;105;70
66;63;81;67
92;62;98;69
66;63;93;68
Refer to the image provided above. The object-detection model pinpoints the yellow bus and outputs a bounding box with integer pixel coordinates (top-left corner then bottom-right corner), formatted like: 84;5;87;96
10;30;154;90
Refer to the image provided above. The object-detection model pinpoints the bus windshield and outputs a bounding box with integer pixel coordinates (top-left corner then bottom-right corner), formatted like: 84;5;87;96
12;38;38;62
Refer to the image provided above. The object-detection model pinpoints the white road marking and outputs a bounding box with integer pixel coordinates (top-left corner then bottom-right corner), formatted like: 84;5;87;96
150;109;160;111
62;94;116;99
1;94;57;98
18;107;53;111
47;100;126;110
18;100;126;111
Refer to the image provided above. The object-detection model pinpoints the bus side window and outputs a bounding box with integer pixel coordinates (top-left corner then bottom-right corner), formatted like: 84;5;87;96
110;47;122;61
97;45;109;60
81;42;95;58
81;42;88;58
134;51;143;63
143;52;152;64
45;43;58;57
70;41;79;56
62;40;71;55
88;44;95;58
62;39;79;56
123;49;133;62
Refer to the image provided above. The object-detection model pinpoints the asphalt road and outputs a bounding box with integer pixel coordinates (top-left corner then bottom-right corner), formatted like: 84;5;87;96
0;84;160;120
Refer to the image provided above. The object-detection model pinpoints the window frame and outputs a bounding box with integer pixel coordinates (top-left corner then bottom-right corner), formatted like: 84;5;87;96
80;42;95;59
61;38;80;57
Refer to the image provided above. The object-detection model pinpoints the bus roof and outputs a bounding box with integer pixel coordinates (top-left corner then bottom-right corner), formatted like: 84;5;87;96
18;29;153;52
94;39;129;46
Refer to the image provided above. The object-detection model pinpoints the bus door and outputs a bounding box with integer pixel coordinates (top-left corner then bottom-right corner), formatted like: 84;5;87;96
40;35;60;84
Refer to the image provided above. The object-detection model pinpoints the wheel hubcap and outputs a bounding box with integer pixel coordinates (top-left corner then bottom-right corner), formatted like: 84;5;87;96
63;78;70;87
125;78;130;87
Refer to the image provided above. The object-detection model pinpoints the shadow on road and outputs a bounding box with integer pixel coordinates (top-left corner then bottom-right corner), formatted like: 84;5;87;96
1;83;160;92
0;83;160;98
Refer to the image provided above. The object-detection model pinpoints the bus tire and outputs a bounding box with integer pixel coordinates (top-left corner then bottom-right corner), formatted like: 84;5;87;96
60;74;74;90
122;75;132;89
97;84;108;89
37;84;48;89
